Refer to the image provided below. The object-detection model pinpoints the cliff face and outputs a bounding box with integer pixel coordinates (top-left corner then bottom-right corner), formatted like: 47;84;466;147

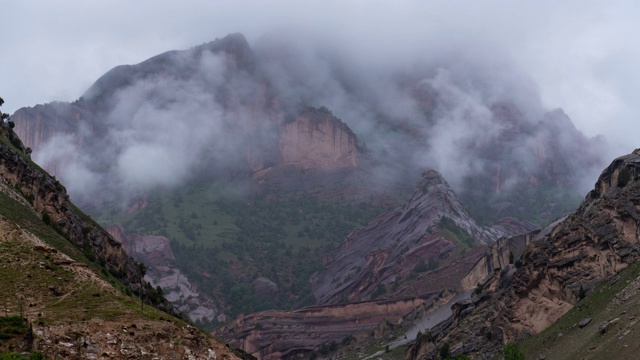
107;224;225;324
12;102;94;171
278;109;359;171
407;149;640;359
311;170;537;305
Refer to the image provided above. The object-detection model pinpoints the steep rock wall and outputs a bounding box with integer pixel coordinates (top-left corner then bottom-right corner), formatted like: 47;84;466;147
312;170;536;305
278;109;359;171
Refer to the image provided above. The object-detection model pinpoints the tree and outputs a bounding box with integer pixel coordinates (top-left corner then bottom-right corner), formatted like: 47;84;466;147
439;343;450;359
578;285;586;300
503;343;525;360
0;96;10;122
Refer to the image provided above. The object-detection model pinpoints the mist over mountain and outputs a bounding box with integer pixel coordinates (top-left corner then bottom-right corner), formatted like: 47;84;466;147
13;32;608;222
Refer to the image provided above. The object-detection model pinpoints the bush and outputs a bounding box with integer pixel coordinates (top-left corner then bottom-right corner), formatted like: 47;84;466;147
414;259;428;273
370;283;387;299
503;343;524;360
439;343;450;359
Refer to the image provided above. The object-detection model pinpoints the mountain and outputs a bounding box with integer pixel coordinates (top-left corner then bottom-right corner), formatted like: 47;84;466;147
214;170;537;359
311;169;537;306
9;32;609;333
406;149;640;359
0;108;244;358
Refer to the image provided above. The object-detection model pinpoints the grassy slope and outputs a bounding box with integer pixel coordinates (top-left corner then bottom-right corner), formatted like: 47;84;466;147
89;181;390;324
0;181;242;358
521;261;640;360
0;189;176;326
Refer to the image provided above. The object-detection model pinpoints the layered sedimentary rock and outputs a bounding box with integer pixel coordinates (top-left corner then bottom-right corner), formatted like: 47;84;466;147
216;294;436;360
311;170;537;305
407;149;640;359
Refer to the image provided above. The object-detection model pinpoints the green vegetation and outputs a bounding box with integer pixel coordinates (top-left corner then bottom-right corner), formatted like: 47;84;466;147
0;317;27;340
0;353;45;360
438;216;473;248
503;343;524;360
439;342;450;359
89;181;389;327
370;283;387;299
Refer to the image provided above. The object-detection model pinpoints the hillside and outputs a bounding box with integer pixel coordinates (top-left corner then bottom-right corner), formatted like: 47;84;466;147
520;260;640;359
0;109;244;358
406;148;640;359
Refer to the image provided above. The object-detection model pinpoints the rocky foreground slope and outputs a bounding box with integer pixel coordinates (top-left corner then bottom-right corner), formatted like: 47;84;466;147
407;149;640;359
0;119;244;358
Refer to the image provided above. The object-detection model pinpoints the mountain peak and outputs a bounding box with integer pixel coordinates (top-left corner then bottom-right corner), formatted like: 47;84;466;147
417;169;448;193
82;32;255;104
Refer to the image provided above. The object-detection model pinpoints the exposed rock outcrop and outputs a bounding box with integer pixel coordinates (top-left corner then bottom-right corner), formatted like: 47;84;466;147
407;149;640;359
216;294;437;360
0;125;244;359
107;224;224;324
311;170;537;305
0;127;159;308
278;108;359;171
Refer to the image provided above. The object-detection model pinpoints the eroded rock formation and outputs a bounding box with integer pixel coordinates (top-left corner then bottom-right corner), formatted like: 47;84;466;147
311;170;537;305
407;149;640;359
216;294;437;360
107;224;224;324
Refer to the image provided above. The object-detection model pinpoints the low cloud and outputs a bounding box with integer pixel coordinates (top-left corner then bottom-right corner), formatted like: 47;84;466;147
25;29;611;210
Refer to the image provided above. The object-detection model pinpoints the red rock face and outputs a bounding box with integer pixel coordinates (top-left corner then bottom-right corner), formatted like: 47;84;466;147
278;109;359;171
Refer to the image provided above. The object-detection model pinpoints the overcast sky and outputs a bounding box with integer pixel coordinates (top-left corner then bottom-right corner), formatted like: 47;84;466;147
2;0;639;154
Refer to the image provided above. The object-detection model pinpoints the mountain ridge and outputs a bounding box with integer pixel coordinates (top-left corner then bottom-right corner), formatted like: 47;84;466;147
407;148;640;359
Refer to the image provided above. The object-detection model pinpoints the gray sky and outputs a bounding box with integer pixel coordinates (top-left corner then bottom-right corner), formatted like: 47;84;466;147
2;0;639;155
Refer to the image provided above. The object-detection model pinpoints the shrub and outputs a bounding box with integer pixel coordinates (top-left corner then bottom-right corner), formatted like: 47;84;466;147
414;259;428;273
439;343;450;359
503;343;524;360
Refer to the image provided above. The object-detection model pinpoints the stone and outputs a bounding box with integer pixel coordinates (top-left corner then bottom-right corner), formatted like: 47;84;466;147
579;318;592;328
598;318;619;334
